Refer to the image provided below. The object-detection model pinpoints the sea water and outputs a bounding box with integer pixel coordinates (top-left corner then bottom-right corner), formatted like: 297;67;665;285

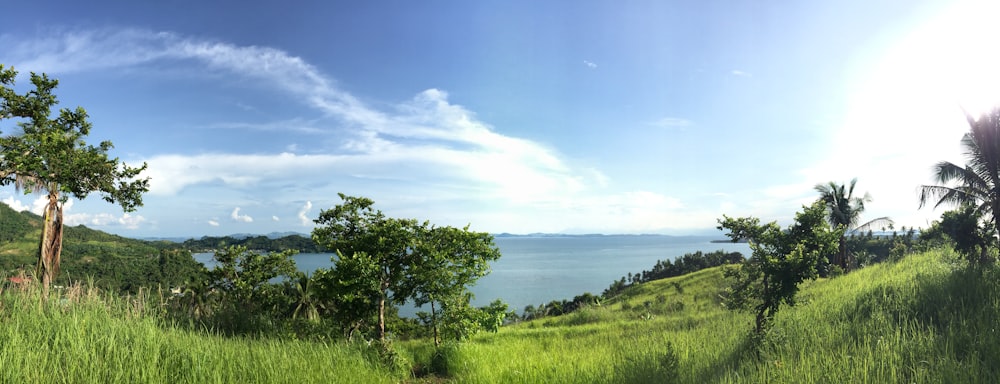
194;235;751;314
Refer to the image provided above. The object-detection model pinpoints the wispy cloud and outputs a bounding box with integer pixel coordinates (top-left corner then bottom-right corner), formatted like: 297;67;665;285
2;28;700;233
297;201;313;226
583;60;597;69
649;117;692;128
730;69;752;77
1;29;598;206
231;207;253;223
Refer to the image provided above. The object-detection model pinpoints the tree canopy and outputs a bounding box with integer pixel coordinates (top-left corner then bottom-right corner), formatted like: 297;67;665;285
311;193;502;342
718;201;841;337
920;106;1000;254
0;65;149;291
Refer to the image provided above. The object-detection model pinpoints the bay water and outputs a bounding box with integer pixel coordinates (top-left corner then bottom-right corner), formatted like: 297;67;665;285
194;235;751;315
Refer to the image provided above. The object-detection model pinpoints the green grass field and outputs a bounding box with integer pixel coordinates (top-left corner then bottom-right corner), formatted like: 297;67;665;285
0;285;396;384
407;247;1000;383
2;247;998;383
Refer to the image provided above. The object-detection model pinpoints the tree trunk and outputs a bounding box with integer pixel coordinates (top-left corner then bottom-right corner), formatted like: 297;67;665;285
838;236;848;271
377;291;387;342
431;300;440;347
755;274;770;336
37;191;63;297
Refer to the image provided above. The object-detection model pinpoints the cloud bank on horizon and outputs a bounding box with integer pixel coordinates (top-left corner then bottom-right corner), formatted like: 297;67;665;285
0;1;997;238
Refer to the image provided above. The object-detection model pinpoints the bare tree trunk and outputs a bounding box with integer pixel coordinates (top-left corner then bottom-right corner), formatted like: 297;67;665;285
377;293;386;342
431;300;440;347
37;191;63;297
838;236;848;271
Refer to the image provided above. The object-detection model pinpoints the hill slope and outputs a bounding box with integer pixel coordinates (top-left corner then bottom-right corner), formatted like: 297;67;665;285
413;248;1000;383
0;202;191;290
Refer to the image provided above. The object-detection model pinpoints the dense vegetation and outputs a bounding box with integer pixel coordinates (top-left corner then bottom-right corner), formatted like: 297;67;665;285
4;66;1000;382
181;234;324;253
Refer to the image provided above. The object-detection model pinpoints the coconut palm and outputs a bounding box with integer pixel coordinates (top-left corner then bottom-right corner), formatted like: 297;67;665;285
815;178;892;270
919;107;1000;243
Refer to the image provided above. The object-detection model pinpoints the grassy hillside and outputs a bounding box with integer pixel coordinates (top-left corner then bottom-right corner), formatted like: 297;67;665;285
408;248;1000;383
0;284;396;383
3;247;997;383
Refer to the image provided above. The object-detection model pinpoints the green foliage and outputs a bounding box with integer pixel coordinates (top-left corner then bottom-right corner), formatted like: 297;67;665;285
312;251;381;340
311;193;502;343
0;64;149;289
205;245;298;332
815;178;892;271
181;234;323;253
920;106;1000;248
920;204;997;265
717;201;841;337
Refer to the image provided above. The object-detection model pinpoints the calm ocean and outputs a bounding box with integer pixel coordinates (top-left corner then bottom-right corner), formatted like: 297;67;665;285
194;235;751;314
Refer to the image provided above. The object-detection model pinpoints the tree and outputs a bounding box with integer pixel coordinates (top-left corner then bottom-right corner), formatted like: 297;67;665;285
312;193;502;343
815;178;892;270
920;106;1000;252
207;245;298;322
411;225;501;346
312;194;422;342
717;201;840;337
921;204;996;264
0;65;149;292
312;250;381;341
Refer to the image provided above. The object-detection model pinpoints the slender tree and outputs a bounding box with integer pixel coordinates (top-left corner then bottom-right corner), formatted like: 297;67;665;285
0;65;149;293
815;178;892;270
919;106;1000;247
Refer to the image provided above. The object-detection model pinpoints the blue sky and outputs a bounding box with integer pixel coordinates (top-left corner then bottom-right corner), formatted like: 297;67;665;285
1;0;999;238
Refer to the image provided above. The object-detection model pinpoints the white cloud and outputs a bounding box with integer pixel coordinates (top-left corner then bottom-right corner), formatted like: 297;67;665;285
649;117;692;128
298;201;313;226
730;69;751;77
272;215;280;222
4;29;600;208
231;207;253;223
31;196;49;215
583;60;597;69
2;28;683;234
1;196;31;212
64;212;147;229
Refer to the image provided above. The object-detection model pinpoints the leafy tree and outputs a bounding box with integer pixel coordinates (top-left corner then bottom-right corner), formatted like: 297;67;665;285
311;250;381;341
312;193;502;343
207;245;298;328
920;106;1000;247
717;201;840;337
815;178;891;270
0;65;149;292
312;194;423;342
921;204;996;264
411;225;501;346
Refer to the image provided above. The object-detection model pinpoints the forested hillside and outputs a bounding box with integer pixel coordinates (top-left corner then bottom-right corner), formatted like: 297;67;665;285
0;202;203;291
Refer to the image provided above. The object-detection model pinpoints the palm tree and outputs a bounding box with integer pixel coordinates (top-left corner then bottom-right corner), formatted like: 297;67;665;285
919;107;1000;244
815;178;892;270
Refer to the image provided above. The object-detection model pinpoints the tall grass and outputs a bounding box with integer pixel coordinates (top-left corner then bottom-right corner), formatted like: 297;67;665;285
409;248;1000;383
4;248;997;383
0;284;397;383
